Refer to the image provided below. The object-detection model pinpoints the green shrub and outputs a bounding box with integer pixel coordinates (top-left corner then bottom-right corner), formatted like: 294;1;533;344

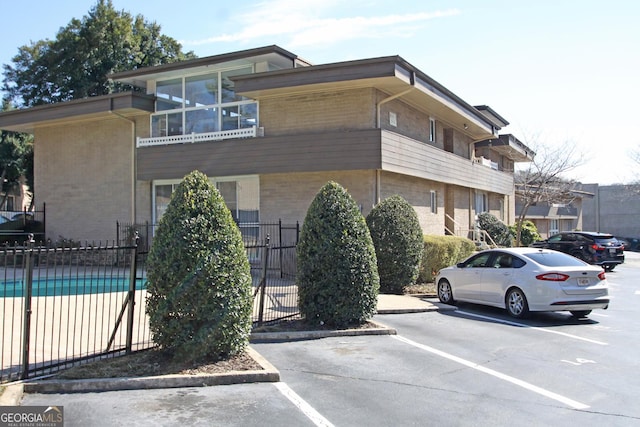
146;170;252;362
297;181;379;327
509;220;541;246
366;195;423;294
477;212;512;247
418;235;475;283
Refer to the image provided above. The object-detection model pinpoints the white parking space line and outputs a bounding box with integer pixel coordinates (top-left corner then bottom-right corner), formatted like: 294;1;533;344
274;382;335;427
456;310;608;346
392;335;590;410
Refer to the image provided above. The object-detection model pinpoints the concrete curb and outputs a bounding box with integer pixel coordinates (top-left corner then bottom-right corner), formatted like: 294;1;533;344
0;383;24;406
250;319;396;343
21;346;279;395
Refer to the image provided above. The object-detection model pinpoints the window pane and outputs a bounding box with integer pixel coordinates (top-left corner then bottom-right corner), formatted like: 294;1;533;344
221;67;251;103
240;103;258;128
156;78;183;110
151;115;166;137
155;185;173;220
185;73;218;107
186;108;218;134
222;106;239;130
217;181;238;220
167;112;183;136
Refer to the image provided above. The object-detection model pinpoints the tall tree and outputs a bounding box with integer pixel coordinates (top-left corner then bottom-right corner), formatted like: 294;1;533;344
514;140;583;246
2;0;196;107
0;101;33;209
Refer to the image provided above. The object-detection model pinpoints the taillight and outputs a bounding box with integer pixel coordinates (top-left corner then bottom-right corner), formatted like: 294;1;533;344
598;271;606;281
536;273;570;281
591;244;603;251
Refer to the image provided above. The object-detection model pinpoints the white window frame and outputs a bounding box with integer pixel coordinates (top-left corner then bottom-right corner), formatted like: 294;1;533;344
429;117;436;142
430;190;437;214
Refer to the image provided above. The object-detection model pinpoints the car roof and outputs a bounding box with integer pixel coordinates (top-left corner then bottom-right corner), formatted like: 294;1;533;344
480;247;555;256
559;231;613;237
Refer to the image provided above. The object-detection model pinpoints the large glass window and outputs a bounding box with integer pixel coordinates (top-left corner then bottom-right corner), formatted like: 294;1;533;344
153;176;259;226
151;66;255;138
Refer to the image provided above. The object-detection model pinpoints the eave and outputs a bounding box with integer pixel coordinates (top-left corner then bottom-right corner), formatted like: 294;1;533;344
0;92;155;134
233;56;501;141
476;134;535;163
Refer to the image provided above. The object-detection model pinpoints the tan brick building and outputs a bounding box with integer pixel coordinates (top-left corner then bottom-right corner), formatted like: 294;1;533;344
0;45;533;242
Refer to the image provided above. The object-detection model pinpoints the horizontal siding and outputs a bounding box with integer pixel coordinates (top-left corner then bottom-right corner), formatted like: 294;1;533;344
381;130;514;195
136;129;383;180
137;128;514;195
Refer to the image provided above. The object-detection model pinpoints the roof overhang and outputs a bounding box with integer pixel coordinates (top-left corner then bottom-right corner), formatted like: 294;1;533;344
233;56;500;140
0;92;155;134
475;134;535;162
109;45;308;90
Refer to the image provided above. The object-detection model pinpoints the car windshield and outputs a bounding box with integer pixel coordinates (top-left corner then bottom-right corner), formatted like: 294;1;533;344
522;250;587;267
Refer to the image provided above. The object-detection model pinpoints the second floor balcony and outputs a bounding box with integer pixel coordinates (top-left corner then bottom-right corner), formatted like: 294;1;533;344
137;126;263;148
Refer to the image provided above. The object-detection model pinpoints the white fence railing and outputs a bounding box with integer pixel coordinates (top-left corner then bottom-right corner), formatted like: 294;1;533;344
137;126;261;148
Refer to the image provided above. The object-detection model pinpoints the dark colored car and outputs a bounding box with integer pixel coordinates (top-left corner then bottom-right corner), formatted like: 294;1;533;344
531;232;624;271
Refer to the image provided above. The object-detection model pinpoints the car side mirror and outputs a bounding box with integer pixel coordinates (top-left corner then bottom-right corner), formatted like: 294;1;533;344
456;262;465;268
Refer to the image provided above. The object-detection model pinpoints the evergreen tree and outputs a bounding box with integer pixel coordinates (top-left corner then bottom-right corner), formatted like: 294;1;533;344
146;171;252;362
297;181;379;327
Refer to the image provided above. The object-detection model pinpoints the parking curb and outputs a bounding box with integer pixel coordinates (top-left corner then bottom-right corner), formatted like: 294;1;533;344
250;319;397;343
21;346;279;395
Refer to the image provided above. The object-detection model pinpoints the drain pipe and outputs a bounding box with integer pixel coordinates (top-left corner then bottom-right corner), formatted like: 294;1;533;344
374;73;416;205
110;108;137;225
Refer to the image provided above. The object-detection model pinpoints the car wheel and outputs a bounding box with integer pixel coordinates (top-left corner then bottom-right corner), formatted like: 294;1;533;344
572;251;589;263
506;288;529;318
437;279;455;304
604;265;615;272
570;310;592;318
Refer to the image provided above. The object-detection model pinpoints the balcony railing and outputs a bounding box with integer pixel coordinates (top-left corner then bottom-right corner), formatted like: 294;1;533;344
137;126;262;148
473;156;499;170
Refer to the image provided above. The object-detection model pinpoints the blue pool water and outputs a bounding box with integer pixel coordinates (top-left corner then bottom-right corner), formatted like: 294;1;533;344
1;277;147;298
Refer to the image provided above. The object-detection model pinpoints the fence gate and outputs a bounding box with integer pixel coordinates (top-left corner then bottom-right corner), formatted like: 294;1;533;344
0;241;152;383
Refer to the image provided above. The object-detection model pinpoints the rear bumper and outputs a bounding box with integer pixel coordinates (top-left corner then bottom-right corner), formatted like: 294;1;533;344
547;299;610;311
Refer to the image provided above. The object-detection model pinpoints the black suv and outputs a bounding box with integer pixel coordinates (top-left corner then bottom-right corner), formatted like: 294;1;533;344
531;231;625;271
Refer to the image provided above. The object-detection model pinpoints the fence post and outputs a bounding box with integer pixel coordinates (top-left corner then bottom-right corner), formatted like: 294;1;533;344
20;234;36;379
125;232;139;354
257;235;271;326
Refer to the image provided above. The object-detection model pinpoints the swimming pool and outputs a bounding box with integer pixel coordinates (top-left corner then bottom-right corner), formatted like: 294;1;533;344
1;277;147;298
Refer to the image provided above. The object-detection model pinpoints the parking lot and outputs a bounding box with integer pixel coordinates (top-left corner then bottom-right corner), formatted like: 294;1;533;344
21;252;640;426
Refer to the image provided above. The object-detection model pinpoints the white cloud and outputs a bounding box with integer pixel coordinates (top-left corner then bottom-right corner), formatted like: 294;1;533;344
180;1;459;48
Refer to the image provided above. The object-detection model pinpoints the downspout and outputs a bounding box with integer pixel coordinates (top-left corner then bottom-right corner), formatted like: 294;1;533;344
110;108;137;226
374;71;416;205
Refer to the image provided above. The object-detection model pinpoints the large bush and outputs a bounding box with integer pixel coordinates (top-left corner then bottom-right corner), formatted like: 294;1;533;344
366;195;423;294
509;220;541;246
146;170;252;362
297;181;379;327
477;212;512;247
419;235;476;283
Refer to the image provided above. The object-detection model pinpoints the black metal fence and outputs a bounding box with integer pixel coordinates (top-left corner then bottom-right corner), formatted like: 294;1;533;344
0;222;300;383
0;206;46;245
1;240;149;384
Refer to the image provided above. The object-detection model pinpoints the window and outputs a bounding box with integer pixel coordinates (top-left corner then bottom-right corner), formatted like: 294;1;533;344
429;117;436;142
389;112;397;127
430;190;437;214
152;176;260;236
550;219;559;235
151;66;256;138
475;192;487;214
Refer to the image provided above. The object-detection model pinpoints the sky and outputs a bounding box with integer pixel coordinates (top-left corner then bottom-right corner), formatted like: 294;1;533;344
1;0;639;184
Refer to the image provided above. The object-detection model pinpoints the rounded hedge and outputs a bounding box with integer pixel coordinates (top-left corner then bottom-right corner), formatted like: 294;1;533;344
366;195;423;294
146;170;252;362
297;181;379;327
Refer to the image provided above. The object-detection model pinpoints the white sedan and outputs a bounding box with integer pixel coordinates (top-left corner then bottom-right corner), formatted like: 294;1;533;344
435;247;609;318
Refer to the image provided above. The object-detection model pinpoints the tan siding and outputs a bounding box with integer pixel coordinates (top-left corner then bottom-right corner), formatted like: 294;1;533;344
35;117;141;241
258;88;376;136
260;171;376;224
379;172;445;235
381;130;514;195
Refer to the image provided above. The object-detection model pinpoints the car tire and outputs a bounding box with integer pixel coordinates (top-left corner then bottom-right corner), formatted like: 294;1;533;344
437;279;455;305
570;310;592;318
506;287;529;318
604;265;615;272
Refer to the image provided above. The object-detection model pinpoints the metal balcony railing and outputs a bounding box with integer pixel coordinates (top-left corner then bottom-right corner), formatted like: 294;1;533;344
136;126;262;148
